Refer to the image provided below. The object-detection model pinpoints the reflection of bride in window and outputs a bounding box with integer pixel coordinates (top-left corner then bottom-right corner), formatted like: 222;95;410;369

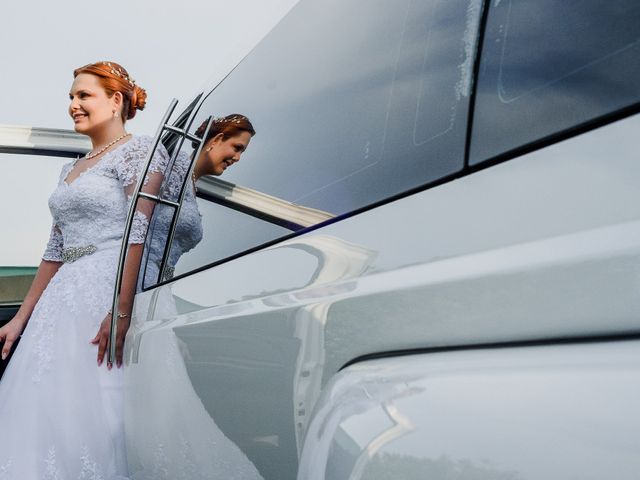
127;115;261;480
144;114;256;286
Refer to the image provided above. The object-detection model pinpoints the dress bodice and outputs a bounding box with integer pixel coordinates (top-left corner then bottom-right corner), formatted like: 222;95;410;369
43;135;169;261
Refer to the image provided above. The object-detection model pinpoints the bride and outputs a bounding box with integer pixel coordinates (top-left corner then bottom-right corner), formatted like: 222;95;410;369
0;61;167;479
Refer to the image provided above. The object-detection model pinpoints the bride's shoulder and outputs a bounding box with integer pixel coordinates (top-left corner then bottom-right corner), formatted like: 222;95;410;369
122;135;153;156
112;135;165;166
112;135;170;183
122;135;169;160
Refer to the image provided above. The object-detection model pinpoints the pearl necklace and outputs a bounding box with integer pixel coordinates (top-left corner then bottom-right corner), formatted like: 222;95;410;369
85;133;130;160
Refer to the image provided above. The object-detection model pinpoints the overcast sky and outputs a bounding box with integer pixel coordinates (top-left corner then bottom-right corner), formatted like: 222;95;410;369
1;0;298;266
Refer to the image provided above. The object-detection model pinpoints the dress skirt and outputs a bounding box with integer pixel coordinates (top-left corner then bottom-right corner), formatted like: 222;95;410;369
0;245;128;480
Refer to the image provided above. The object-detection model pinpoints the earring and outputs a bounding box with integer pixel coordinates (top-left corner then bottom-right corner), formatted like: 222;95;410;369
205;146;212;152
113;111;119;118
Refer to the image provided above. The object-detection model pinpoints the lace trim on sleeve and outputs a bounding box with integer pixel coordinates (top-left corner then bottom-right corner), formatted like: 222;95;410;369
116;136;169;188
116;136;169;245
130;211;149;244
42;224;63;262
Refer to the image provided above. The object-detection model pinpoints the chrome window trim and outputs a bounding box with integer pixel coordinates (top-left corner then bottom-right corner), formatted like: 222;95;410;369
0;124;91;158
196;176;334;230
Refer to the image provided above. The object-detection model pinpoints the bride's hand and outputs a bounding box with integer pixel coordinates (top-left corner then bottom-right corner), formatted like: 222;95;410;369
0;317;26;361
91;312;130;369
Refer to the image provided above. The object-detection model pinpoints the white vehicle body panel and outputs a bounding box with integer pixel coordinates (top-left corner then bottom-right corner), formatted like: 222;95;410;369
299;340;640;479
125;113;640;478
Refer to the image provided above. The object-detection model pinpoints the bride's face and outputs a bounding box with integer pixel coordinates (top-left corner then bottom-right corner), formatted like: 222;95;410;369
199;131;252;176
68;73;121;135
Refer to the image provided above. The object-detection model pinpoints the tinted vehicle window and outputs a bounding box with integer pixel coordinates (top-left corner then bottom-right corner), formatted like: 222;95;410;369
141;0;483;286
140;139;294;288
470;0;640;164
169;199;291;280
193;0;480;215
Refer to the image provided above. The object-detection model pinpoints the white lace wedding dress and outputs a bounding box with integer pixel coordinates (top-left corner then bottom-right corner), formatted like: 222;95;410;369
0;135;167;480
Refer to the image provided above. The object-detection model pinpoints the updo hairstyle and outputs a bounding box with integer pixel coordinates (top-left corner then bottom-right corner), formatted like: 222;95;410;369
73;61;147;121
192;114;256;148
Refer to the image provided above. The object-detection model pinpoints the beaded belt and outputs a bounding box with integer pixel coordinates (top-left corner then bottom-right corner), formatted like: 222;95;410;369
62;245;97;263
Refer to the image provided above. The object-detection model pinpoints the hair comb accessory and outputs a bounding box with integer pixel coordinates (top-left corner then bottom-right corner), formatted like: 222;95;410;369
103;62;136;87
214;115;243;125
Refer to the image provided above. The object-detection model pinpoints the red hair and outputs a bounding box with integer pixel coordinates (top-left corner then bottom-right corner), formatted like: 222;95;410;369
193;114;256;147
73;61;146;121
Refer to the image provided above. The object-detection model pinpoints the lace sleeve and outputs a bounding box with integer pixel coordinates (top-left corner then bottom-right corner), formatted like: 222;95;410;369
115;136;169;244
42;223;64;262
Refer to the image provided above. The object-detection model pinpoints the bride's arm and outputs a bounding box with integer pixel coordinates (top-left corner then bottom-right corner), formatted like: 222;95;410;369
91;242;144;369
92;137;169;369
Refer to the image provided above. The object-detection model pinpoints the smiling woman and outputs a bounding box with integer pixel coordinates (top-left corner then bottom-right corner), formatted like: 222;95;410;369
0;60;166;479
71;61;147;126
193;114;255;178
